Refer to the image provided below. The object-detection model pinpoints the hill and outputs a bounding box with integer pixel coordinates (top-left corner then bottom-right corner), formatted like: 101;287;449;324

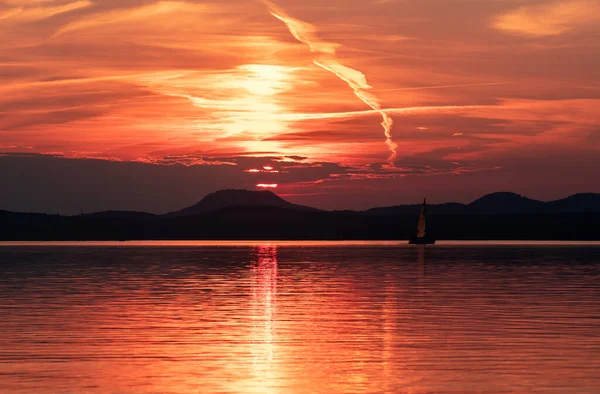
546;193;600;213
167;189;320;217
366;192;600;216
467;192;542;214
2;191;600;241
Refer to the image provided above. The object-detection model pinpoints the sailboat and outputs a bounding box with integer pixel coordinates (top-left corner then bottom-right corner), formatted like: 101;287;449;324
409;198;436;245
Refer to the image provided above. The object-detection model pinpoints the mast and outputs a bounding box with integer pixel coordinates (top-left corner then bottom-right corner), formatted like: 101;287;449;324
416;198;426;238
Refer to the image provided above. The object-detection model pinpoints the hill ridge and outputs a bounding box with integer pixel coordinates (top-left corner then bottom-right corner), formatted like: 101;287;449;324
166;189;320;217
2;190;599;217
366;192;600;215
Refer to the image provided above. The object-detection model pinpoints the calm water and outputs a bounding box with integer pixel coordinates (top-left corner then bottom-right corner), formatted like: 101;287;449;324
0;242;599;393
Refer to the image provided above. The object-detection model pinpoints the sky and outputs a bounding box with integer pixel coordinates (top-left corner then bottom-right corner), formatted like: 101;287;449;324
1;0;599;213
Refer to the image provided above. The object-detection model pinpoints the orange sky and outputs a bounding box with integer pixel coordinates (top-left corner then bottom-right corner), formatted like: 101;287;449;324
1;0;599;212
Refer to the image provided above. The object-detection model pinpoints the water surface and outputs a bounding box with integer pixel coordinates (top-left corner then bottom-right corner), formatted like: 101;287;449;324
1;242;599;393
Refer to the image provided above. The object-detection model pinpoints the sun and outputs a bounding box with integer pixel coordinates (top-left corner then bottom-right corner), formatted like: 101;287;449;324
237;64;292;96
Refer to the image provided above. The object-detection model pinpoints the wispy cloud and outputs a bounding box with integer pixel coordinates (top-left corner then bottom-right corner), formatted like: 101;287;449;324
492;0;600;36
0;0;91;23
263;0;398;164
54;1;206;36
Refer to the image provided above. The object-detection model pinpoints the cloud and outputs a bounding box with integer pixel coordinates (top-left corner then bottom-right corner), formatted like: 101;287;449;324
0;1;91;23
264;0;398;164
54;1;208;36
492;0;600;36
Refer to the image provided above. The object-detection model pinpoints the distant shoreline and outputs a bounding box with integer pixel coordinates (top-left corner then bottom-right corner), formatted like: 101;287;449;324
3;211;600;241
2;240;600;247
3;190;600;242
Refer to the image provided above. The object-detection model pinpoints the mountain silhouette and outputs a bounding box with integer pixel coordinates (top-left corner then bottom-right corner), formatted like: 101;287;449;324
167;189;320;216
467;192;542;214
367;192;600;215
546;193;600;213
2;191;600;241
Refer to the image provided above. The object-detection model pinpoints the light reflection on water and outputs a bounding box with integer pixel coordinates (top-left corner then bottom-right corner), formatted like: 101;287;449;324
0;243;599;393
251;245;277;393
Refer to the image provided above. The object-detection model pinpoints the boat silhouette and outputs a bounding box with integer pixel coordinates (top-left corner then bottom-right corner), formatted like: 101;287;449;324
409;198;436;245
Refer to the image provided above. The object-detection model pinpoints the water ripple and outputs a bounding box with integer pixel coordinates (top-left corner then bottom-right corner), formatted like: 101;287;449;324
0;243;599;393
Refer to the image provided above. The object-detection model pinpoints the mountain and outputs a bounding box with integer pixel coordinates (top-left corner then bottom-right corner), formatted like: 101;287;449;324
4;191;600;219
546;193;600;213
367;192;600;215
467;192;543;214
166;189;320;217
3;191;600;241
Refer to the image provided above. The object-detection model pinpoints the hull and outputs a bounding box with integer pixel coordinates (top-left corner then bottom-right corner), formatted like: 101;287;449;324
409;237;436;245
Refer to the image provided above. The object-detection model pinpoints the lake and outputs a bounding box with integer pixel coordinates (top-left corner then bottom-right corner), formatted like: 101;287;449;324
1;241;599;393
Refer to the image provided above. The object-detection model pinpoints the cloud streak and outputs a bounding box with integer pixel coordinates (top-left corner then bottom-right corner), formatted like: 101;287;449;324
53;1;207;36
264;0;398;164
492;0;600;36
0;1;91;23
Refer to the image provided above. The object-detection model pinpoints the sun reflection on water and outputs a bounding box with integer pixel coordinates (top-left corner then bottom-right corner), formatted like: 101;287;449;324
251;245;279;391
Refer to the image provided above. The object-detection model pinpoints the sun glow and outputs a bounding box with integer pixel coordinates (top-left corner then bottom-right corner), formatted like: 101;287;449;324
257;184;278;188
246;166;280;174
131;64;299;146
237;64;292;96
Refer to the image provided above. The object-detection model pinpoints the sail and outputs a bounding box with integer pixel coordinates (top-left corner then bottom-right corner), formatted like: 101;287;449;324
416;199;426;238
